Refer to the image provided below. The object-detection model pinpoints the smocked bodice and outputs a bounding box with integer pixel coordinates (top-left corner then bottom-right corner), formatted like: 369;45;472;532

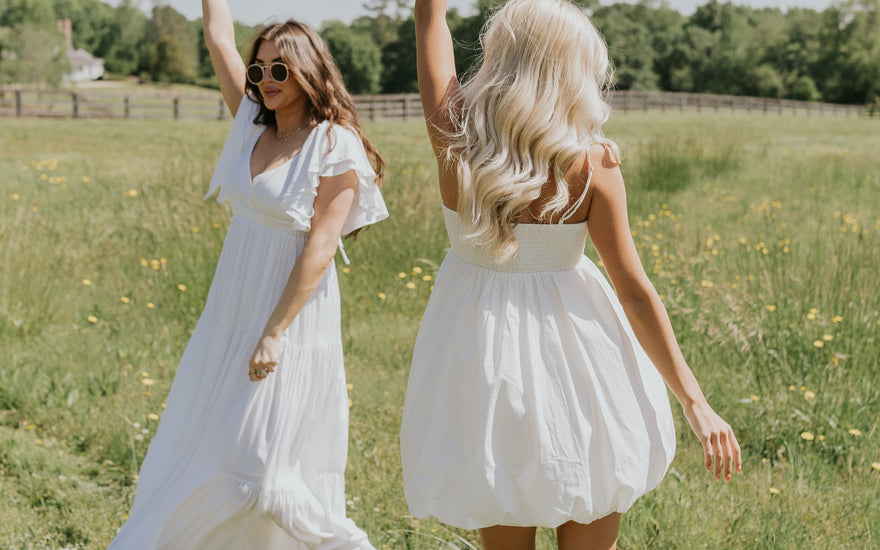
443;206;589;273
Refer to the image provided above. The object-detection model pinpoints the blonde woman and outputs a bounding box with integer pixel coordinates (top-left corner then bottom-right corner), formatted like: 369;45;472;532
400;1;741;548
107;0;386;548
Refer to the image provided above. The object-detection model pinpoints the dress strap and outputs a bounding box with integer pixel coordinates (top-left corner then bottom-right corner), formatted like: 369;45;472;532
337;238;350;265
558;164;594;224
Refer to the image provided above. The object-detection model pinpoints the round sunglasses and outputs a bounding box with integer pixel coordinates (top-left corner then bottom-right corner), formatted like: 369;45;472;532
246;62;290;85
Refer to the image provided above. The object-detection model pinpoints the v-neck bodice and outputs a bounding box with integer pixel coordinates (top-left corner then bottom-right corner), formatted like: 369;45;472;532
204;95;388;236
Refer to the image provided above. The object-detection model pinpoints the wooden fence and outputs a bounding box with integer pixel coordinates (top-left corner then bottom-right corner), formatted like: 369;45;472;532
0;88;871;121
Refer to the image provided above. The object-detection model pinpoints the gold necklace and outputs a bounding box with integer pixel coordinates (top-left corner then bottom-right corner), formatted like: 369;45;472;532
275;122;311;142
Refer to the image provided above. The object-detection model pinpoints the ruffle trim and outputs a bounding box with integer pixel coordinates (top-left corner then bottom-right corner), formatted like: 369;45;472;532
287;123;389;236
235;475;372;550
204;98;388;237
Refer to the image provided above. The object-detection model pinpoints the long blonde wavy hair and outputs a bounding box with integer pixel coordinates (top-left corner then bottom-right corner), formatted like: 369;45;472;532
445;0;617;261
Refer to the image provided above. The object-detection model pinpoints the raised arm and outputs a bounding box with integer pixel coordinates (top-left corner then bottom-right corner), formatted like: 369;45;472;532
203;0;247;115
414;0;459;153
585;146;742;482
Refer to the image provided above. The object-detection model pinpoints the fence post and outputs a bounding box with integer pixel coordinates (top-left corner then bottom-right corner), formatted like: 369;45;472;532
72;92;79;118
124;96;130;119
369;96;376;122
218;97;226;120
15;90;23;117
401;95;408;121
173;97;180;120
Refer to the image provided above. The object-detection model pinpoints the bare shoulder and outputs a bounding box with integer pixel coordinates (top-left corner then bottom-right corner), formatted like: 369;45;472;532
581;142;627;223
586;142;625;194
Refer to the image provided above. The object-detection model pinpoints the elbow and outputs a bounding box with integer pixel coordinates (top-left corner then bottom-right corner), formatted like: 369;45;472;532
616;283;656;312
304;236;339;271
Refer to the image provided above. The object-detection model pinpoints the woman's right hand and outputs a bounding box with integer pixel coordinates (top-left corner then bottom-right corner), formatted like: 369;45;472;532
682;400;742;481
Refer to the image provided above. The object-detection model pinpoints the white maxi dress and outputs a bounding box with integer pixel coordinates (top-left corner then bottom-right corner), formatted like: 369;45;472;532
400;189;677;529
108;96;388;550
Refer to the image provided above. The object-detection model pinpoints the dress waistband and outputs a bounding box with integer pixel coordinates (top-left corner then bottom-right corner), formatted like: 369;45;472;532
443;207;588;273
230;202;303;232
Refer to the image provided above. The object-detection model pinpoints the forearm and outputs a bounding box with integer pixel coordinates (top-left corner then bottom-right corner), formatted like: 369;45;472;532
261;241;337;338
414;0;449;22
202;0;235;48
619;288;707;409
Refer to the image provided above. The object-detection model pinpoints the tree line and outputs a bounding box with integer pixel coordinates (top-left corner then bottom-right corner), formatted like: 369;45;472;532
1;0;878;104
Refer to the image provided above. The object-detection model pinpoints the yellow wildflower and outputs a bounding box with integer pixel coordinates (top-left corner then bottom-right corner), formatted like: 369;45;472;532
147;413;160;421
750;395;760;402
765;305;777;312
406;282;416;290
87;315;99;324
398;272;407;279
341;267;350;274
142;378;155;386
832;316;843;323
848;429;862;437
872;462;880;472
377;292;387;300
800;432;815;441
812;340;824;348
822;334;833;341
700;280;714;288
422;275;432;282
177;284;187;291
120;296;131;304
12;193;20;201
804;390;816;400
412;266;423;275
769;487;780;495
146;302;155;309
82;279;92;286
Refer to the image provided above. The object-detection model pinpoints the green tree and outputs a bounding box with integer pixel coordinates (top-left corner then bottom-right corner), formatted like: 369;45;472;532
98;0;147;76
0;22;69;86
321;21;383;94
593;3;660;90
144;5;198;83
0;0;56;27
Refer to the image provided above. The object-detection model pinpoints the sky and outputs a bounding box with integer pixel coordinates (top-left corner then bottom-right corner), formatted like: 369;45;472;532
113;0;839;27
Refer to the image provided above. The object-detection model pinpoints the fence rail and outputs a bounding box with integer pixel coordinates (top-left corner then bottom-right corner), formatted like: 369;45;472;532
0;88;871;121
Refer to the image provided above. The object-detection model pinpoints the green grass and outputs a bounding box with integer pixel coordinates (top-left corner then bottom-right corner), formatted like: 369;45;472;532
1;111;878;549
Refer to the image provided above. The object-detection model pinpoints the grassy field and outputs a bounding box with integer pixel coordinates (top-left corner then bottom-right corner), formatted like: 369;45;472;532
1;110;879;549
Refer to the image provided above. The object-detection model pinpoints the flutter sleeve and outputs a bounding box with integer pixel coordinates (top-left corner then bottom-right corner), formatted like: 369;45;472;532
285;122;388;236
203;95;262;203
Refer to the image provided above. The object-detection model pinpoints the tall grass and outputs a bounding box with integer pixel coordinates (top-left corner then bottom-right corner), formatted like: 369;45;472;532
0;111;878;549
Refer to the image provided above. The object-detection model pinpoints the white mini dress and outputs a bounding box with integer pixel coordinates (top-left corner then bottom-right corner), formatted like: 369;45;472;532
400;181;676;529
108;96;388;550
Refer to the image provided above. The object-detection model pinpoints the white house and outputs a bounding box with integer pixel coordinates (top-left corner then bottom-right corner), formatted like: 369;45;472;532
58;19;104;82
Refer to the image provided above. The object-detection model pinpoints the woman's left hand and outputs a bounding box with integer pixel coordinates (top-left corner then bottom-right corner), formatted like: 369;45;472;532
248;333;283;382
683;400;742;482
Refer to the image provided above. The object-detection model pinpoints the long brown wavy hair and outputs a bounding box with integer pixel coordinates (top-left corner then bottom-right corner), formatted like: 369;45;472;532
245;20;385;193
